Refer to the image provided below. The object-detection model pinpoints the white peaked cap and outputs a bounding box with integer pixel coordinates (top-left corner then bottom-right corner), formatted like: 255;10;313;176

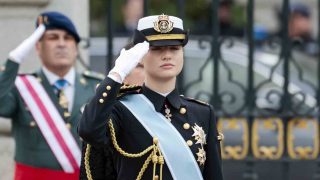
133;14;188;46
137;15;184;31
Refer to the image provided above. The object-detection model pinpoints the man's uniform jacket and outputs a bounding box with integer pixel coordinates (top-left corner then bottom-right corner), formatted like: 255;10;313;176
0;60;102;170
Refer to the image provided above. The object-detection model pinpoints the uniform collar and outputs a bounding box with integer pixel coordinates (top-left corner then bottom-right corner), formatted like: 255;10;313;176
42;66;75;86
142;85;182;112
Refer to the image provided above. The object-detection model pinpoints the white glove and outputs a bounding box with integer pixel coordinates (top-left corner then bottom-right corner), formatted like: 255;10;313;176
108;41;149;83
9;24;46;63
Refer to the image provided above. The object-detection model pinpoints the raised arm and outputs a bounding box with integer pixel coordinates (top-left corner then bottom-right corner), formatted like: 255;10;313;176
78;41;149;145
0;25;45;117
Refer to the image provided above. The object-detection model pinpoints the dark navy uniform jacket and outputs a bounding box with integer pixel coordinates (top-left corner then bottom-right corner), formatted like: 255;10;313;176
78;77;224;180
79;141;116;180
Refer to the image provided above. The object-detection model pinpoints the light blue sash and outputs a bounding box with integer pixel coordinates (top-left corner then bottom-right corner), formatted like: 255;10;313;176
120;94;203;180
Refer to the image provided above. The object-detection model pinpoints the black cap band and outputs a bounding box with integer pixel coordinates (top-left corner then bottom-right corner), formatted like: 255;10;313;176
133;28;188;46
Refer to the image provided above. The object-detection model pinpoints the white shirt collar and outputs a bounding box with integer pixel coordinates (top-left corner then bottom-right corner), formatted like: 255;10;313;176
42;66;76;86
158;92;170;97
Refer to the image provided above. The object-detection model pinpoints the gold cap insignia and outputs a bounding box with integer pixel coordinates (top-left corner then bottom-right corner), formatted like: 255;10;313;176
153;14;173;33
37;15;49;25
44;16;49;24
37;16;43;25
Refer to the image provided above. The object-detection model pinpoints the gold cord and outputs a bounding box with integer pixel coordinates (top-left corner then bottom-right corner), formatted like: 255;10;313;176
108;119;164;180
152;145;158;178
158;149;164;180
109;120;154;158
84;144;93;180
137;152;153;180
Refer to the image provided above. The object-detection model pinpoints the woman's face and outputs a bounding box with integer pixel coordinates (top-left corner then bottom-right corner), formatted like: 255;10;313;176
142;45;184;81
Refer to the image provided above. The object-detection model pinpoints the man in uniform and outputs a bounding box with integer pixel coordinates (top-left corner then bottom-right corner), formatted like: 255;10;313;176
0;11;102;179
79;14;224;180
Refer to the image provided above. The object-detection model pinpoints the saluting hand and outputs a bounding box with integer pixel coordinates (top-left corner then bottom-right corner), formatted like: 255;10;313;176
109;41;149;83
9;24;46;63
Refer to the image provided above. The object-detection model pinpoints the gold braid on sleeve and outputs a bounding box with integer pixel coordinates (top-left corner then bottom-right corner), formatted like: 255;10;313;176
84;144;93;180
108;119;164;180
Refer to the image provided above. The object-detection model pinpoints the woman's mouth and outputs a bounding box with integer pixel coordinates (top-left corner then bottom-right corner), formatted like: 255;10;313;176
160;63;174;69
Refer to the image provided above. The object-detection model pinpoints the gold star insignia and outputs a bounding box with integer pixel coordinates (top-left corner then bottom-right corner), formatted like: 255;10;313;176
192;123;207;145
196;148;206;166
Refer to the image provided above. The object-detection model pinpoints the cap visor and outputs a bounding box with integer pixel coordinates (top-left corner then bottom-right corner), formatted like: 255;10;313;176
149;39;184;46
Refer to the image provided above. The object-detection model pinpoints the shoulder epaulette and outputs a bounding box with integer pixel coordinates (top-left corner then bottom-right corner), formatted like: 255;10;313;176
117;84;142;97
82;70;105;80
17;73;42;82
17;72;37;76
120;84;141;91
180;95;210;106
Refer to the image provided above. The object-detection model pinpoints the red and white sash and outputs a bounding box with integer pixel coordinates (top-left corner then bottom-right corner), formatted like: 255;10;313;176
15;75;80;173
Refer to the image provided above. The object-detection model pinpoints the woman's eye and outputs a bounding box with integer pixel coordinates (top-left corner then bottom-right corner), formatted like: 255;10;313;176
171;46;180;50
150;47;161;51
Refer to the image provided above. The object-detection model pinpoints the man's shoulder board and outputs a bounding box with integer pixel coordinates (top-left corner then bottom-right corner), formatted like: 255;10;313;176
180;95;209;106
17;72;37;76
82;70;105;80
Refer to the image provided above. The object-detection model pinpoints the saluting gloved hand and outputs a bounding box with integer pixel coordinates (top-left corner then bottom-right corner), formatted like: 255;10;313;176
8;24;46;63
108;41;149;83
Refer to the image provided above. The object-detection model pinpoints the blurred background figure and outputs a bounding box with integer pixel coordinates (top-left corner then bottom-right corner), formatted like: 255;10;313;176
273;2;318;56
288;3;318;56
218;0;245;37
288;3;312;41
190;0;245;37
115;0;144;36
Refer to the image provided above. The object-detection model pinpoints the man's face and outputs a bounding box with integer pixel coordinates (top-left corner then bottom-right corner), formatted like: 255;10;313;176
142;45;183;81
289;13;312;38
124;63;145;85
123;0;143;25
36;29;78;71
